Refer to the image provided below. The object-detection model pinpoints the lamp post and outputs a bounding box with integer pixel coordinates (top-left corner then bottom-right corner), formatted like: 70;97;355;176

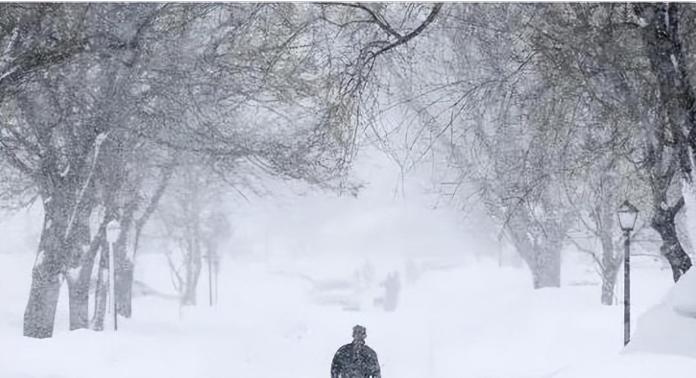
207;242;214;307
106;219;121;332
617;200;638;346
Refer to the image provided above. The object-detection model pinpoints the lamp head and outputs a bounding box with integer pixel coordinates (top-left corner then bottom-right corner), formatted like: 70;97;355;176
617;200;639;232
106;220;122;244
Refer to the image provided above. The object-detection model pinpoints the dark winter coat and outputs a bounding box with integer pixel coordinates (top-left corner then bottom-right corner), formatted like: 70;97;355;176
331;342;381;378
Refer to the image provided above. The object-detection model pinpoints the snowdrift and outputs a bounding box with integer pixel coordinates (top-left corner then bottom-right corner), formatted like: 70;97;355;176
628;268;696;357
556;268;696;378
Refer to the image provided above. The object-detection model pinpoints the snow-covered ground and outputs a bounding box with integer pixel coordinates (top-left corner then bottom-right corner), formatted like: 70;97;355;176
0;248;685;378
555;269;696;378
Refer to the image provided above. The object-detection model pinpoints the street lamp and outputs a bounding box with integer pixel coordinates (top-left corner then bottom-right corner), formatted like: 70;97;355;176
106;219;121;332
617;200;638;346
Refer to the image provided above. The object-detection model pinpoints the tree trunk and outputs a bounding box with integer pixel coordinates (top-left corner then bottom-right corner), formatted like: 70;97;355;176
91;240;109;331
654;222;691;282
181;242;202;306
599;214;620;306
530;244;561;289
23;212;65;338
66;277;90;330
115;260;134;317
637;2;695;281
636;3;696;178
600;262;620;305
23;259;62;338
652;201;692;282
65;208;103;330
180;199;203;305
114;200;137;317
506;224;562;289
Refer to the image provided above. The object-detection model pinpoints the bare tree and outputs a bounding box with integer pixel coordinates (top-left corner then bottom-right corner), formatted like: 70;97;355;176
156;157;233;306
0;3;445;338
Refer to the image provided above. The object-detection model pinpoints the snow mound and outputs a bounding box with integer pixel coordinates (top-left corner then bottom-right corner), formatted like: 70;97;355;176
555;269;696;378
628;269;696;358
554;353;696;378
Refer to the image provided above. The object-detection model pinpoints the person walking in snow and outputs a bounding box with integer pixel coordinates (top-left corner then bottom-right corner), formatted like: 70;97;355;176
331;325;381;378
380;271;401;312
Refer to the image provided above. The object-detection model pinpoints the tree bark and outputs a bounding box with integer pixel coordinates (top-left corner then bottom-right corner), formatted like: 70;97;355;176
23;210;66;338
119;161;174;317
113;199;138;317
634;3;695;282
116;261;134;317
600;262;620;305
66;278;90;330
23;258;62;338
530;244;561;289
652;197;692;282
636;3;696;178
65;216;91;330
91;238;109;331
65;207;103;330
506;222;563;289
599;202;620;306
114;239;130;318
181;236;202;306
